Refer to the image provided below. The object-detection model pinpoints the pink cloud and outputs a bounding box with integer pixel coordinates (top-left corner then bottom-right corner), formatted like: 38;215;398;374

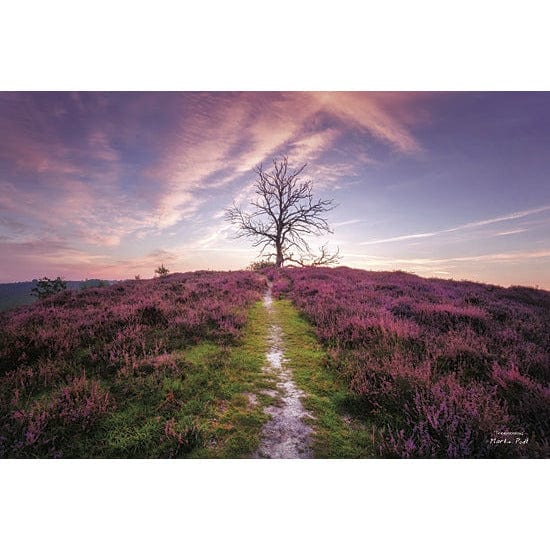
0;92;431;281
312;92;424;153
144;92;424;230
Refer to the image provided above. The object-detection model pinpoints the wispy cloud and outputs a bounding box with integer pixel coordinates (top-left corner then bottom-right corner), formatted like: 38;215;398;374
288;128;341;166
1;92;426;258
449;206;550;231
360;205;550;245
493;228;528;237
313;92;424;153
360;231;437;245
332;219;364;228
346;248;550;267
148;92;425;228
445;249;550;263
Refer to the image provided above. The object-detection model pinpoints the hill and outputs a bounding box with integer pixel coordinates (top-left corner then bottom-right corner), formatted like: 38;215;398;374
0;267;548;458
0;271;267;458
0;280;113;312
269;266;550;457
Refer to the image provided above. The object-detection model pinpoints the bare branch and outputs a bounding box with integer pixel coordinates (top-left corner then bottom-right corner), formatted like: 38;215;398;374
285;244;342;267
225;157;340;268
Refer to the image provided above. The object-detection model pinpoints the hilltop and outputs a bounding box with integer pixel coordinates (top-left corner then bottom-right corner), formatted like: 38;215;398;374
0;267;548;458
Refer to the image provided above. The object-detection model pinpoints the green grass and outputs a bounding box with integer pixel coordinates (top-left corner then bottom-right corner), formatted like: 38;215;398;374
11;299;278;458
182;303;278;458
90;300;277;458
6;295;380;458
272;299;378;458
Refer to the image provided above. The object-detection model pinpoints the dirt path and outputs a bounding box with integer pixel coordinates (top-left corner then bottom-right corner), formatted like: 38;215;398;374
253;282;314;459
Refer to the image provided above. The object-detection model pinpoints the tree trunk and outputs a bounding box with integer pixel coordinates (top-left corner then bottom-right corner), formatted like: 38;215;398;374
275;241;283;268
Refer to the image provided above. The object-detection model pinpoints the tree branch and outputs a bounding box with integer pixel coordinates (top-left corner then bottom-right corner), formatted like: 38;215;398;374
225;157;340;268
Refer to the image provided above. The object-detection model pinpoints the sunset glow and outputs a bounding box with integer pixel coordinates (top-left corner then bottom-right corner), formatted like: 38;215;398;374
1;92;549;287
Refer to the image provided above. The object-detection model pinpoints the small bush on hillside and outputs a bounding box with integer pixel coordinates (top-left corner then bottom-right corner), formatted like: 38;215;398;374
155;264;169;277
31;277;67;300
248;259;275;271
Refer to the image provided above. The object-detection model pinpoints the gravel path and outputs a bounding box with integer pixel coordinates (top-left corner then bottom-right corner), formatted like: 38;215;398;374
253;283;313;459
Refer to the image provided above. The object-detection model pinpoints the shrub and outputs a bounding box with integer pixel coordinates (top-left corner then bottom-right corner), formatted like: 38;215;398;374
154;264;169;277
7;376;114;457
30;276;67;300
248;259;275;271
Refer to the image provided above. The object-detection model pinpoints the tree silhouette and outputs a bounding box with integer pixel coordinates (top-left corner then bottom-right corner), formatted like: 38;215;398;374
31;276;67;299
155;264;169;277
226;157;340;268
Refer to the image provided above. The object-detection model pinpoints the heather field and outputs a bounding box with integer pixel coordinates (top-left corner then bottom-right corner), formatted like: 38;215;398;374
0;271;270;458
270;266;550;458
1;267;549;459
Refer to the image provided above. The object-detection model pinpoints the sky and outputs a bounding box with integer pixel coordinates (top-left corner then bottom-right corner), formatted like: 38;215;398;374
1;91;549;288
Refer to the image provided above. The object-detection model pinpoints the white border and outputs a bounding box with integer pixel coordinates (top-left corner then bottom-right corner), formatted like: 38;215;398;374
1;459;547;549
1;2;548;548
2;1;549;90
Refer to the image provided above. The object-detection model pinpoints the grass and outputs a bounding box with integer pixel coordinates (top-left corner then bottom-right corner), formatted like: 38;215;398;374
19;300;278;459
182;302;278;458
4;293;380;458
272;299;378;458
99;300;277;459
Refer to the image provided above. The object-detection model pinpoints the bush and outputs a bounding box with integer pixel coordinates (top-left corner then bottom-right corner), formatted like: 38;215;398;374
248;259;275;271
155;264;169;277
7;376;114;457
31;277;67;300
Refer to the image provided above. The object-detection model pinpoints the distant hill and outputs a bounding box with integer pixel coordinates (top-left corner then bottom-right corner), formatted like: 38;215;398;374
0;280;114;312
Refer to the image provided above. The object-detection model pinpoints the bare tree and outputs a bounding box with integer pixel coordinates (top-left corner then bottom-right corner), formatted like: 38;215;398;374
226;157;340;268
